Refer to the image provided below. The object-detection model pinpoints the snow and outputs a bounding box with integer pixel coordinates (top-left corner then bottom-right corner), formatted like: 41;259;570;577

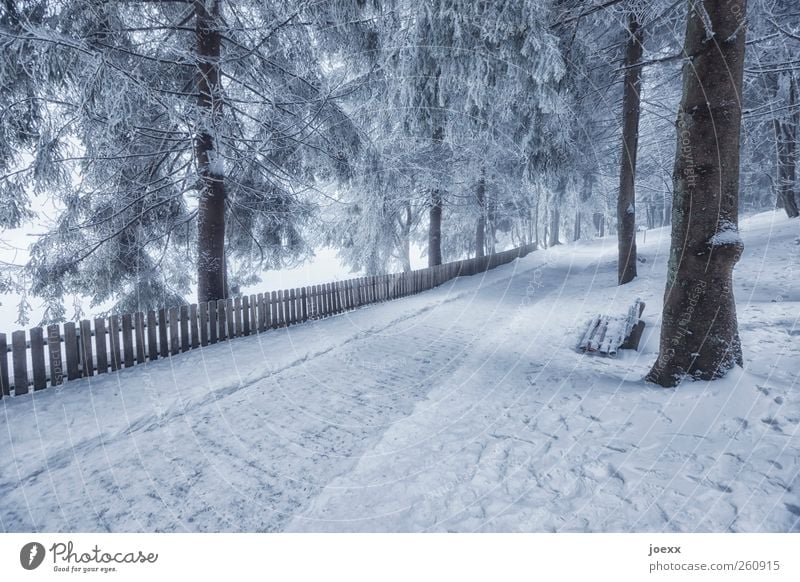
1;210;798;532
709;220;742;247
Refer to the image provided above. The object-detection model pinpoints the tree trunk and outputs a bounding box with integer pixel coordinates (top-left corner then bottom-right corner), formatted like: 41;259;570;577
487;192;497;254
774;75;799;218
475;172;486;258
593;212;605;237
574;211;581;241
428;126;444;267
428;189;443;266
195;0;227;303
400;202;412;272
647;0;747;387
617;12;643;285
549;206;560;247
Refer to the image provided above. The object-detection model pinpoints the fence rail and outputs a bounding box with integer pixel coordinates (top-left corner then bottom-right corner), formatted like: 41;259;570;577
0;244;536;397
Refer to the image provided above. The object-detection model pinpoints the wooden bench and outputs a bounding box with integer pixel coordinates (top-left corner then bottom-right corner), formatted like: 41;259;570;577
577;299;646;357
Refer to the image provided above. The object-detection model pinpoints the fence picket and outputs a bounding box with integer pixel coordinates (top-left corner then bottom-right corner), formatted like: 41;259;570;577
190;304;200;349
242;296;251;336
121;315;134;368
226;299;235;339
0;334;7;397
199;302;209;347
64;322;80;380
180;305;190;352
12;330;28;394
217;299;227;341
169;307;180;355
208;300;218;344
94;318;108;374
300;288;308;322
147;311;159;361
158;309;169;358
80;320;94;377
234;296;243;337
134;312;146;364
108;316;121;372
310;285;319;319
47;324;63;387
30;327;47;390
283;290;291;324
256;293;265;332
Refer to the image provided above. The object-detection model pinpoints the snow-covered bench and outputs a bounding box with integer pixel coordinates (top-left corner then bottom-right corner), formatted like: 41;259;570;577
577;299;646;356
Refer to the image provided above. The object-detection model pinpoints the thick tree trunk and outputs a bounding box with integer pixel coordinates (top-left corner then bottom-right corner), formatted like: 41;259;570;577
428;188;443;266
774;76;799;218
428;126;444;267
574;211;581;241
617;13;643;285
647;0;747;387
475;173;486;258
195;0;227;303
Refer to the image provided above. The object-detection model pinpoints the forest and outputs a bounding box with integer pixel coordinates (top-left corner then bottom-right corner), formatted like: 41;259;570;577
0;0;797;385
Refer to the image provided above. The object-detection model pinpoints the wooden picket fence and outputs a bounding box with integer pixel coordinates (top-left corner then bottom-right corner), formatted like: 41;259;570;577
0;244;536;398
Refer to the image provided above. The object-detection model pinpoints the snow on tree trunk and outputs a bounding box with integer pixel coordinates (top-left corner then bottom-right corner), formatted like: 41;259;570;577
617;12;643;286
647;0;748;387
195;0;228;304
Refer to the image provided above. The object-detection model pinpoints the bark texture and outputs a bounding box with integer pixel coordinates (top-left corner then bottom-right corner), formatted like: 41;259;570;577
647;0;747;387
195;0;228;303
617;13;643;285
774;75;799;218
428;126;444;267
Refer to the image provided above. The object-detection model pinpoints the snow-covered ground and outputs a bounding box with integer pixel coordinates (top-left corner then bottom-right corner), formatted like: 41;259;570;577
1;210;798;532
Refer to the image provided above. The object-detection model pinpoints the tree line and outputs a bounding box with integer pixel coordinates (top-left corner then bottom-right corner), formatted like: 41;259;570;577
0;0;795;386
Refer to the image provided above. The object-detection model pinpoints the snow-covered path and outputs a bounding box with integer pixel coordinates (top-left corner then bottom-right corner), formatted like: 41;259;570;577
2;211;799;532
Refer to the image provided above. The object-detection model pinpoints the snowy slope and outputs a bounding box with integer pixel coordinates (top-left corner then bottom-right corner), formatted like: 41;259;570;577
1;211;798;532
